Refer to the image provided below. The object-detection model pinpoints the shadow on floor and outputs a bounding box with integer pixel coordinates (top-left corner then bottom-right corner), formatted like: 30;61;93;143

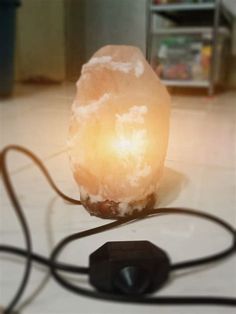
157;166;187;207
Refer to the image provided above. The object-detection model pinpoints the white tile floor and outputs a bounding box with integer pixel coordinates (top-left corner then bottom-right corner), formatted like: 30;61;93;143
0;84;235;314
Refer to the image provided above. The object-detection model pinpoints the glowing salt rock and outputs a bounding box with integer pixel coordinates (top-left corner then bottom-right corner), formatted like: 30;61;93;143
68;45;170;218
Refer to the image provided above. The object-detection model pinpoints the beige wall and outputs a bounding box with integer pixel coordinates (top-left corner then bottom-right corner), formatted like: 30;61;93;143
65;0;86;81
15;0;65;82
65;0;148;81
15;0;148;83
227;56;236;87
14;0;236;87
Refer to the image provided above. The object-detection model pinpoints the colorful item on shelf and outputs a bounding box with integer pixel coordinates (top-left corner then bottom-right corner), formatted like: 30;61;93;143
154;34;212;81
201;45;212;79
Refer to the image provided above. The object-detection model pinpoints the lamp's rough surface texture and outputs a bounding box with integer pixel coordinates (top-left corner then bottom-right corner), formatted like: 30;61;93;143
68;45;170;218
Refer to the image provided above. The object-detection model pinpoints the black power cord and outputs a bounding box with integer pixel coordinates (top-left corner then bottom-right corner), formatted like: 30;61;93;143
0;145;236;313
50;208;236;306
0;145;82;314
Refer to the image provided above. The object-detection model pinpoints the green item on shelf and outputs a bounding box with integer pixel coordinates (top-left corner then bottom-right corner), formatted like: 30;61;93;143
160;36;193;48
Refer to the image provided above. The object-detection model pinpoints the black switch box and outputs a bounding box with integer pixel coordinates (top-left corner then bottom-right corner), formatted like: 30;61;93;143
89;241;170;295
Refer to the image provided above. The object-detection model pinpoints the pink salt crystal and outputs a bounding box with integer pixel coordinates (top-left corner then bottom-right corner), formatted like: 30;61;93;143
68;45;170;218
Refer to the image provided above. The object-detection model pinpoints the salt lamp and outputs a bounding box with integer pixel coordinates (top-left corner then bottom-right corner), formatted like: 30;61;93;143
68;45;170;218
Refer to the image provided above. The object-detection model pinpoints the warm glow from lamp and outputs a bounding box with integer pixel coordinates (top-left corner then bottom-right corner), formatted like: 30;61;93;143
68;45;170;218
114;137;134;154
113;133;146;157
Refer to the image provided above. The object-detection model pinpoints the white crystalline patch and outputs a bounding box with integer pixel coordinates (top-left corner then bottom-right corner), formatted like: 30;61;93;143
132;129;147;144
88;193;104;203
116;105;147;124
127;164;151;187
83;56;144;77
135;60;144;77
117;200;148;216
73;93;110;120
118;202;130;216
110;62;133;73
114;128;147;158
119;127;147;156
80;186;104;203
87;56;112;65
88;58;132;74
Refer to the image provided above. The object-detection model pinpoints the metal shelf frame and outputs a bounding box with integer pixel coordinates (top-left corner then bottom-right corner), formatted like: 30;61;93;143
150;2;215;12
146;0;232;95
161;79;210;88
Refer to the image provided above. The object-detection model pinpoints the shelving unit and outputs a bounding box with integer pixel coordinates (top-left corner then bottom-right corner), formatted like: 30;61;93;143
150;2;215;12
146;0;233;95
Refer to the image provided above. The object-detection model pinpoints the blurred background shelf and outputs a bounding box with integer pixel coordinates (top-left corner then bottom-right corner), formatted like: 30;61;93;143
147;0;233;95
161;79;210;87
150;2;215;12
152;26;228;34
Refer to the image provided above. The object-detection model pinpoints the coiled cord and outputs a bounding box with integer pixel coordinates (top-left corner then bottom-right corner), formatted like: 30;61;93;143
0;145;236;313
